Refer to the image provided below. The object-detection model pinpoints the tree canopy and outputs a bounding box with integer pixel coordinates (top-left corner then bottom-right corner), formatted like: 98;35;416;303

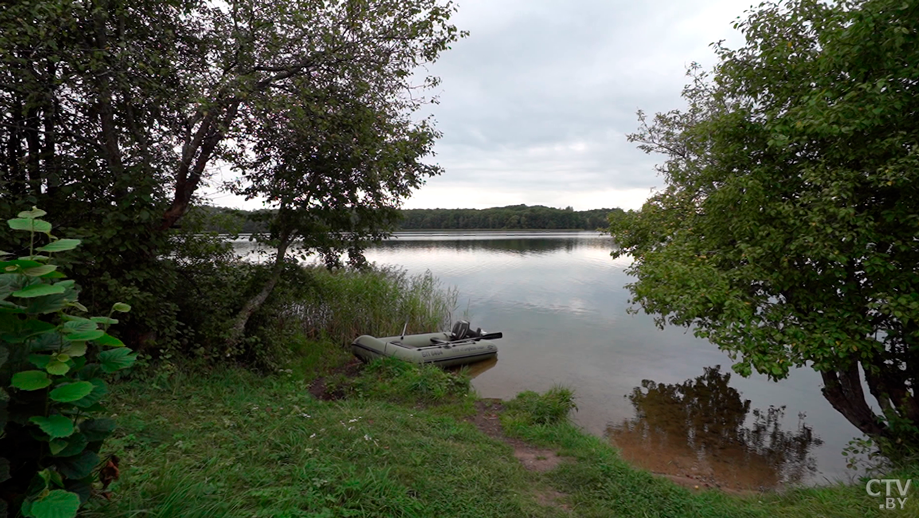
609;0;919;453
0;0;462;347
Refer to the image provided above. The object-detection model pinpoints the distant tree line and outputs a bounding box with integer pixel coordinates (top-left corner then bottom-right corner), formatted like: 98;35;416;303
399;205;620;230
194;204;621;233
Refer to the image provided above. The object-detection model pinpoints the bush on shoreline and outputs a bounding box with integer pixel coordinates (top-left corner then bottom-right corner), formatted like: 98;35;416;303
159;257;457;371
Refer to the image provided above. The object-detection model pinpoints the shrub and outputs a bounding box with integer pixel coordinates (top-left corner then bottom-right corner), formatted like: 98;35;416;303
0;208;136;518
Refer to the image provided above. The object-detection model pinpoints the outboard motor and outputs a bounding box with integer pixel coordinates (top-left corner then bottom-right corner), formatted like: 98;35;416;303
451;320;471;340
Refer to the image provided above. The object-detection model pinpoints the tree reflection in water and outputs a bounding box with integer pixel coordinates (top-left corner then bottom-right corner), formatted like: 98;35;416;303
607;366;823;490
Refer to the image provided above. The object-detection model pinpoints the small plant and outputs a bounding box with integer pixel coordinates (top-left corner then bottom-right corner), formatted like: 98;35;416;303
504;386;577;426
0;208;136;518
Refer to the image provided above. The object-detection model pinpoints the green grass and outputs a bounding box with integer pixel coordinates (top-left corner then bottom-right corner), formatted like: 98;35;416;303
503;386;577;426
344;357;472;404
285;334;353;379
85;366;556;518
84;359;917;518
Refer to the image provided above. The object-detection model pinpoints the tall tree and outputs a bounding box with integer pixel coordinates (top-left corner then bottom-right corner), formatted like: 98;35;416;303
0;0;462;344
224;80;442;347
609;0;919;455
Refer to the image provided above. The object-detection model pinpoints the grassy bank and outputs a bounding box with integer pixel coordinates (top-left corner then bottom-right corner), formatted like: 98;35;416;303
83;361;916;518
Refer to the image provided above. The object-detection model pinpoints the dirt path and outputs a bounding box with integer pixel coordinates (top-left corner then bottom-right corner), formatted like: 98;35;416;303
468;399;572;512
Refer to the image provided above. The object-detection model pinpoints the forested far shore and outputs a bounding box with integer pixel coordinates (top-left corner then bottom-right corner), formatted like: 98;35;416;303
399;205;621;230
192;204;622;233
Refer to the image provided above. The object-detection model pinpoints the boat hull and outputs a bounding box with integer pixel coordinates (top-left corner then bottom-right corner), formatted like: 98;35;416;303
351;332;498;368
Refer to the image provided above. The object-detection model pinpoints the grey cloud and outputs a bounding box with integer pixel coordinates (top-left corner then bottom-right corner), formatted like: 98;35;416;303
408;0;750;208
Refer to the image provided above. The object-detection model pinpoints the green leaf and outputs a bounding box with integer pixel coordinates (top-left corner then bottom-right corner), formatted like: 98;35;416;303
22;320;56;338
28;489;80;518
35;240;81;253
22;265;57;277
112;302;131;313
48;469;64;488
12;284;66;298
93;333;124;347
46;361;71;376
57;450;98;480
50;433;88;458
0;345;7;368
79;418;115;442
17;208;47;219
29;354;52;369
8;218;52;233
61;342;87;357
30;331;64;351
41;271;67;279
12;370;52;390
25;294;68;315
61;318;94;331
71;380;107;410
49;439;68;455
99;348;136;373
1;259;43;272
89;317;118;325
29;415;74;438
64;478;92;505
64;330;103;342
49;382;94;403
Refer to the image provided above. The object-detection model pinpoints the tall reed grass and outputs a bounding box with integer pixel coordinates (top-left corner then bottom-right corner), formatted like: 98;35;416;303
291;265;458;345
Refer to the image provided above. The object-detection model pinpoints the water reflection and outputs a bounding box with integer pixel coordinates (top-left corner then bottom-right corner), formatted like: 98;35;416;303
455;356;499;378
607;366;823;490
376;236;606;255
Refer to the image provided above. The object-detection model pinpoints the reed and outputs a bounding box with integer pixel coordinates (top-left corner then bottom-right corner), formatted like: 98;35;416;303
292;265;458;346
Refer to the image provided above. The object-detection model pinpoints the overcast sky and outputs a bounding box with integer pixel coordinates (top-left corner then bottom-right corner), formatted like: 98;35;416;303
208;0;752;211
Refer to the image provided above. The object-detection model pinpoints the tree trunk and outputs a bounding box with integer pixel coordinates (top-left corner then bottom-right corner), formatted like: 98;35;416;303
821;364;890;440
160;100;240;230
225;229;292;350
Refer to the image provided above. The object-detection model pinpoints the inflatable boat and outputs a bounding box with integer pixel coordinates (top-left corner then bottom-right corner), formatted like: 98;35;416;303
351;320;501;368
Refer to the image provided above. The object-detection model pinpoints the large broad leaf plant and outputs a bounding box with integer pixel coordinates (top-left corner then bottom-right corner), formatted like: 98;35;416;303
1;208;135;518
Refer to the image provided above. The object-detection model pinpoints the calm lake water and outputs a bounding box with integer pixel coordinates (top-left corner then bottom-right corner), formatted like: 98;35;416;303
236;230;863;490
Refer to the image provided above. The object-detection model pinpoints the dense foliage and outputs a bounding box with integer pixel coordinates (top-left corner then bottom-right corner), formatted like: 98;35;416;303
609;0;919;454
1;209;135;518
0;0;461;352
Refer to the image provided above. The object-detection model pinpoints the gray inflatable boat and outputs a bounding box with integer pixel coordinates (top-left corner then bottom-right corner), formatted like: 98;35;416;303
351;321;501;368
